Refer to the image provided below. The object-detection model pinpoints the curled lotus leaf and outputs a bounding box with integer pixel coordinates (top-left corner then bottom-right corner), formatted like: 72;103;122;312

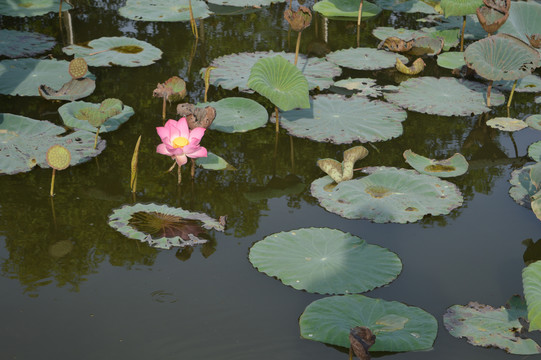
318;146;369;183
396;57;426;75
464;34;540;82
196;97;268;133
385;77;505;116
443;296;541;355
373;27;460;51
248;227;402;294
483;0;510;13
374;0;439;14
312;0;382;18
46;145;71;170
486;117;527;132
526;115;541;131
440;0;484;17
206;0;285;6
278;94;407;144
284;6;312;32
409;36;444;56
509;163;541;209
403;150;469;177
437;51;466;69
523;261;541;331
0;0;72;17
310;166;463;223
153;76;187;102
299;295;438;351
205;51;341;92
494;75;541;94
377;37;414;52
476;5;509;35
0;29;55;58
63;37;162;67
59;100;134;133
119;0;211;22
38;78;96;101
498;1;541;54
177;104;216;129
327;48;409;71
108;203;225;249
526;34;541;49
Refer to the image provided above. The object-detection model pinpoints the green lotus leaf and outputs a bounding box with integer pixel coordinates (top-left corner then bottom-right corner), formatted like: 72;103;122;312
373;27;460;50
374;0;438;14
0;29;55;58
197;97;267;133
385;77;505;116
59;101;135;133
247;55;310;111
119;0;211;22
486;117;527;132
63;37;162;67
498;1;541;53
527;115;541;131
509;164;541;209
0;58;94;97
108;203;225;249
249;228;401;294
440;0;483;17
494;75;541;93
524;261;541;331
464;34;540;82
437;51;466;69
403;150;468;177
536;96;541;104
443;296;541;355
327;47;409;71
0;113;105;175
332;78;383;97
195;151;236;170
299;295;437;351
528;141;541;162
312;0;382;18
205;51;341;91
311;166;463;223
0;0;71;17
243;175;304;201
206;0;284;6
38;78;96;101
278;94;406;144
206;3;260;15
410;36;444;56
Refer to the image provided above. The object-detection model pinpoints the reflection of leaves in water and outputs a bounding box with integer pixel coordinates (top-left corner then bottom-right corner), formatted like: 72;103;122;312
128;211;208;242
523;239;541;265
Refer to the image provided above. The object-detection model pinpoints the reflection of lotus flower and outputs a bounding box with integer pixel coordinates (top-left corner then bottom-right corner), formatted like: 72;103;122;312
284;6;312;32
156;118;207;166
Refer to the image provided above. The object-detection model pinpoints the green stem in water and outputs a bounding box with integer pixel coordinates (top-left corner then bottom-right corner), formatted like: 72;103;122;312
294;31;302;65
507;79;518;108
275;106;280;133
460;15;466;52
93;126;100;150
50;168;56;197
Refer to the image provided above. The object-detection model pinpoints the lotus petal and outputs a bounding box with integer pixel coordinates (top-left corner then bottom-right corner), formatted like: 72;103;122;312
404;150;468;177
249;228;402;294
498;1;541;54
509;163;541;209
195;97;267;133
0;0;71;17
195;152;236;170
385;77;505;116
311;166;463;223
59;101;135;133
527;115;541;131
206;0;284;6
437;51;466;69
327;47;408;71
299;295;437;351
486;117;527;132
119;0;211;22
204;51;341;92
494;75;541;93
63;37;162;67
444;296;541;355
374;0;438;14
524;261;541;331
440;0;484;17
38;78;96;101
0;29;55;58
312;0;382;18
278;94;406;144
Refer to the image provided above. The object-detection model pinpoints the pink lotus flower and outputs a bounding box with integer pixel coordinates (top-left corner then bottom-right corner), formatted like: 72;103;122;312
156;118;207;166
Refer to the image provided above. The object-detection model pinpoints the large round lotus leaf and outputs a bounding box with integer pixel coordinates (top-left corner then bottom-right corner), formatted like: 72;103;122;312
63;37;162;67
374;0;438;14
524;262;541;332
327;48;408;71
119;0;211;22
0;0;71;17
108;203;225;249
498;1;541;53
206;0;284;6
299;295;438;351
373;27;460;51
440;0;483;17
278;94;406;144
311;166;463;223
198;97;267;133
527;115;541;131
205;51;341;91
437;51;466;69
486;117;527;132
494;75;541;94
247;55;310;112
332;78;396;98
403;150;468;177
0;113;105;175
248;228;402;294
0;29;55;58
444;296;541;355
528;141;541;162
508;164;541;208
385;77;505;116
0;58;94;97
464;34;540;81
58;101;135;133
312;0;382;18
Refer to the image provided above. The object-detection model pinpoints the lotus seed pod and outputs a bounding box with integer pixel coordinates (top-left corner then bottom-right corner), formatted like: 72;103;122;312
46;144;71;170
68;58;88;79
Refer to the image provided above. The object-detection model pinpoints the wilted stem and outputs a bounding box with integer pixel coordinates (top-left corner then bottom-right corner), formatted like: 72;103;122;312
356;0;364;47
460;15;466;52
93;126;100;149
50;168;56;197
507;79;518;108
486;80;493;107
294;31;302;65
275;106;280;133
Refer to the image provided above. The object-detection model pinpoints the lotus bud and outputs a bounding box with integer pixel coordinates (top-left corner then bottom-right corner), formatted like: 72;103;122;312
526;34;541;49
284;6;312;32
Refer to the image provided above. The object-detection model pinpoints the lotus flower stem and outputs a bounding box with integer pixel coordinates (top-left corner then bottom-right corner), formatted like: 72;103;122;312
356;0;364;47
349;347;353;360
507;79;518;108
294;32;302;65
189;0;199;40
191;159;195;178
93;126;100;149
50;168;56;197
177;163;182;184
460;15;466;52
59;0;62;18
486;80;493;107
275;106;280;132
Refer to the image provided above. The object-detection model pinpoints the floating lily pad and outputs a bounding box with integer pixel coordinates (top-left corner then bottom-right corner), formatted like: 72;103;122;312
63;37;162;67
486;117;527;132
498;1;541;53
527;115;541;131
327;48;408;71
440;0;483;17
410;36;444;56
332;78;396;97
38;78;96;101
311;166;463;223
385;77;505;116
0;0;71;17
404;150;469;177
58;101;135;133
374;0;438;14
0;58;94;97
437;51;466;69
508;163;541;209
524;261;541;331
299;295;438;351
494;75;541;93
195;151;235;170
0;113;105;175
373;27;459;50
108;203;225;249
206;0;284;6
444;296;541;355
278;94;407;144
0;29;55;58
119;0;211;22
197;97;267;133
313;0;382;18
205;51;341;91
419;13;487;40
528;141;541;162
249;228;402;294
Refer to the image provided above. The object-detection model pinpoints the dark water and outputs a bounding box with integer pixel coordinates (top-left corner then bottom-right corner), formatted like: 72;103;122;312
1;0;541;359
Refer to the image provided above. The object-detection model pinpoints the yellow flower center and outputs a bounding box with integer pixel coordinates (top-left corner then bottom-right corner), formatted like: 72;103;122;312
172;136;189;148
